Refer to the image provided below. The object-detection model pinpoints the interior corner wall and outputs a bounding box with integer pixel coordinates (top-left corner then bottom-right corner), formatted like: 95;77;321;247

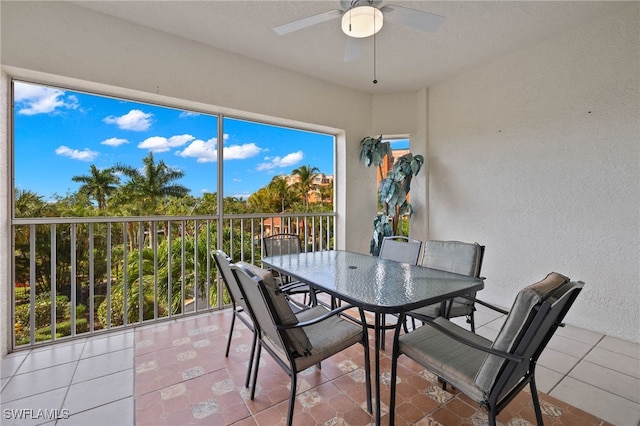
371;89;430;243
0;0;379;264
427;4;640;342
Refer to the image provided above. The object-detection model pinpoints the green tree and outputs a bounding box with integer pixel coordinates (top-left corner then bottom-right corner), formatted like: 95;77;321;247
318;184;333;204
14;189;53;218
113;152;190;215
268;176;292;213
292;165;320;210
71;164;119;210
247;187;278;213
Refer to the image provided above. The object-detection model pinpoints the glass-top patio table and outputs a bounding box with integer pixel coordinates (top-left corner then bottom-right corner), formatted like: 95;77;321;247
262;250;485;425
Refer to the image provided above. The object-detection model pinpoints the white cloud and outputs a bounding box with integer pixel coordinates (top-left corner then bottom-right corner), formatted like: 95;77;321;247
55;146;98;161
256;151;304;171
177;138;217;162
14;82;79;115
225;143;262;160
101;137;129;147
138;134;195;152
177;140;262;163
104;109;153;131
179;111;200;118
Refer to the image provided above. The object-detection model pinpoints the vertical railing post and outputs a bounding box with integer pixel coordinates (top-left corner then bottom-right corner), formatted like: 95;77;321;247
89;223;95;333
70;223;77;337
106;223;112;330
181;220;186;314
138;222;144;324
29;225;36;346
153;220;159;320
167;220;172;317
122;223;128;327
50;224;57;340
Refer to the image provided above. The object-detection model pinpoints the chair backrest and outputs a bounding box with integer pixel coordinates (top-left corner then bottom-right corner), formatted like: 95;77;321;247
212;250;249;312
475;272;584;400
231;262;312;358
421;240;485;277
262;234;303;256
379;236;422;265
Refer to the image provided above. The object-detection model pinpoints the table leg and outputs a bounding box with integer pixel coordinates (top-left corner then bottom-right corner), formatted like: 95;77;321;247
374;312;381;425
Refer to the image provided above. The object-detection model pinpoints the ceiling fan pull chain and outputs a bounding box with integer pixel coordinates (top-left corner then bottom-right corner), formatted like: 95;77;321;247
373;9;378;84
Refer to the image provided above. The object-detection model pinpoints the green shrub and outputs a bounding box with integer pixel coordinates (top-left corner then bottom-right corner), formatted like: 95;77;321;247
97;288;156;327
14;295;70;329
38;318;88;337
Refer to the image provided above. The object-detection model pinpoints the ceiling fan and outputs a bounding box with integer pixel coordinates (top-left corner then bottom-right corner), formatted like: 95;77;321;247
273;0;446;62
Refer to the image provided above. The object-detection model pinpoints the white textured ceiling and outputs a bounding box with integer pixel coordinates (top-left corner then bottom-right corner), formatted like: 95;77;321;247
72;1;626;94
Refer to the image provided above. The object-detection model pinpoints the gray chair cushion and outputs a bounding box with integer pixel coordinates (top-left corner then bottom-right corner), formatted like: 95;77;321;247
263;305;364;371
379;236;422;265
420;240;483;312
474;272;570;394
398;316;491;403
237;262;312;356
421;240;482;277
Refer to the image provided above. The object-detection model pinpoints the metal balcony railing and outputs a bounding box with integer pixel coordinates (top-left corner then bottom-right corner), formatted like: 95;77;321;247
11;212;336;350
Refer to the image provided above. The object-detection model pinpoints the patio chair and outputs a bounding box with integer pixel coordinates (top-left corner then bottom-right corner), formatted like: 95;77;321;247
262;233;317;305
407;240;485;332
212;250;256;388
379;235;422;265
230;261;372;426
378;236;422;348
389;272;584;426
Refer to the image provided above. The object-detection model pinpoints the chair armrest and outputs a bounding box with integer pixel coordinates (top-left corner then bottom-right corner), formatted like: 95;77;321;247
414;316;522;362
276;304;357;329
278;281;309;293
455;295;510;316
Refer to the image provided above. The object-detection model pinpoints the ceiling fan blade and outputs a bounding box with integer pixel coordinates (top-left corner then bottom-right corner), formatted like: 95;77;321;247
381;5;446;33
344;37;362;62
273;9;343;35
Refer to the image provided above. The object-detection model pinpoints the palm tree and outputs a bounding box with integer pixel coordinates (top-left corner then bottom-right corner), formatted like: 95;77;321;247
247;187;278;213
268;176;291;213
292;165;320;210
14;189;51;218
318;184;333;204
112;153;189;215
71;165;119;210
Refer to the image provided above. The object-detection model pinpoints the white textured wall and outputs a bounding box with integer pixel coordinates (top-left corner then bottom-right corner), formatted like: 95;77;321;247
371;90;430;243
428;4;640;342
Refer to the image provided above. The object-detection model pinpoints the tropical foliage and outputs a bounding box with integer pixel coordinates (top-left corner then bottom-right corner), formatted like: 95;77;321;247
360;135;424;256
13;154;333;345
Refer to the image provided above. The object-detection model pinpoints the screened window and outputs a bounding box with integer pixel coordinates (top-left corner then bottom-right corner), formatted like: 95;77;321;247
12;81;335;218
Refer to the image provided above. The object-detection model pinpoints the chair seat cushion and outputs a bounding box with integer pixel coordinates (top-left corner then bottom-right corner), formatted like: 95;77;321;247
295;306;364;371
261;306;364;372
398;316;491;403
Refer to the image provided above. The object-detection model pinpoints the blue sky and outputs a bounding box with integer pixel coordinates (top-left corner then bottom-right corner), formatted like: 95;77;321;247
13;81;335;200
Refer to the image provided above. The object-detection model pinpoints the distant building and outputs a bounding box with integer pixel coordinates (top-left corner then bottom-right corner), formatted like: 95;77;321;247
377;149;409;183
377;149;411;202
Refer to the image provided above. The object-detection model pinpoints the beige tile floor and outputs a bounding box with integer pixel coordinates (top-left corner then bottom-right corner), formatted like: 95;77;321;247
1;303;638;426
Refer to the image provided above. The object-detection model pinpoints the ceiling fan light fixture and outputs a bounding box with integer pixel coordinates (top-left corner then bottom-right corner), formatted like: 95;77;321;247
341;5;383;38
